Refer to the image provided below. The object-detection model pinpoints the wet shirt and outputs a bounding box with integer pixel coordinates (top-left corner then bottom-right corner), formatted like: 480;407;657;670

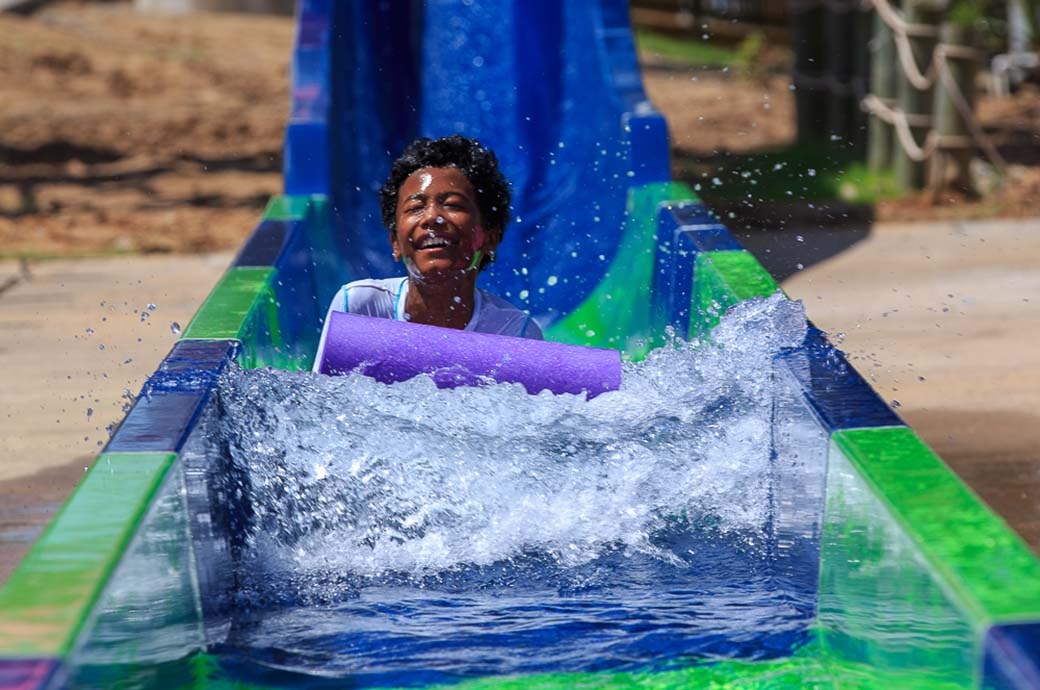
312;277;543;372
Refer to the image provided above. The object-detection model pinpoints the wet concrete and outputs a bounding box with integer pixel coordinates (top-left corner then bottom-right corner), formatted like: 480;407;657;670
779;217;1040;553
0;252;231;582
0;456;87;580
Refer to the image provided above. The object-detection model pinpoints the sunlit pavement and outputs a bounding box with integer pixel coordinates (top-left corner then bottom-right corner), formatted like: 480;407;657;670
1;217;1038;584
781;217;1040;551
0;252;232;581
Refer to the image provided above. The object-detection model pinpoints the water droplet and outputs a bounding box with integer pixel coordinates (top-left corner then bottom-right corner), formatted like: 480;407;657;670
891;399;902;409
140;312;149;322
472;55;484;67
795;235;804;243
86;407;93;419
518;290;529;300
170;321;182;335
98;344;105;351
85;328;94;335
807;169;817;177
547;275;558;286
147;303;156;311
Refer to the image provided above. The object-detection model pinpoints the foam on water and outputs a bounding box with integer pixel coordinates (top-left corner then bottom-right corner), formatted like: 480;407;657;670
214;294;817;684
219;293;807;596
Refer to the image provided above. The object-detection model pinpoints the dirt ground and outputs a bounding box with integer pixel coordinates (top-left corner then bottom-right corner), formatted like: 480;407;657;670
3;2;1040;259
0;1;289;257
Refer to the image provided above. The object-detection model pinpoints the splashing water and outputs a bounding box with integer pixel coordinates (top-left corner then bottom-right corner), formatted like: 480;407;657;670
216;293;813;683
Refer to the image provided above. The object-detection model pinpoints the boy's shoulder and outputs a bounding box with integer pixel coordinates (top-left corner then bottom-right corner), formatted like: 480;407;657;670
338;277;405;316
344;277;404;294
477;288;524;314
476;289;543;339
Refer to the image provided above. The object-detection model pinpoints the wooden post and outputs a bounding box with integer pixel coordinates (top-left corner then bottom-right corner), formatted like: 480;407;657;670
792;0;829;147
825;0;857;146
867;9;898;171
865;9;898;171
849;2;874;157
893;0;942;190
930;23;979;195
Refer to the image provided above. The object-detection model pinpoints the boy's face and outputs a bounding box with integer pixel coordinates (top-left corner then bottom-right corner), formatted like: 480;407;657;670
392;166;496;280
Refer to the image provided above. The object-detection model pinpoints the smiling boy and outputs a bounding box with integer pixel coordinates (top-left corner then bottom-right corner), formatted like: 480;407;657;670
312;136;542;372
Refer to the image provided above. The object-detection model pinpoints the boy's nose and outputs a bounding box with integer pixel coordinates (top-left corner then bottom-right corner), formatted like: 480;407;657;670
421;208;445;228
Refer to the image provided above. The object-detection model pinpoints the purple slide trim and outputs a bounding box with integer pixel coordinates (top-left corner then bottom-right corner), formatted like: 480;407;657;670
319;312;621;398
0;660;58;690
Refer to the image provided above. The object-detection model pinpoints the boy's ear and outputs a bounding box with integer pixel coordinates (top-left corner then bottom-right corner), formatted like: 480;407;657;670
485;225;503;252
390;230;401;260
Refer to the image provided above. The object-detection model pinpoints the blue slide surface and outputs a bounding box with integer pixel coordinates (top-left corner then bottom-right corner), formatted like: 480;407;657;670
284;0;670;326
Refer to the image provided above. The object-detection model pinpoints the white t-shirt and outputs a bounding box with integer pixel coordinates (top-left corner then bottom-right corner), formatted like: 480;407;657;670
312;277;543;372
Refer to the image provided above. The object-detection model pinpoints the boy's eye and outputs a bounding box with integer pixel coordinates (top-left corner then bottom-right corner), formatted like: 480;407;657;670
444;197;471;209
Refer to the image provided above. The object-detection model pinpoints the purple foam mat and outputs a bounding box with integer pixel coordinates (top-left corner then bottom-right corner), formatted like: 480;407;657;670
318;312;621;398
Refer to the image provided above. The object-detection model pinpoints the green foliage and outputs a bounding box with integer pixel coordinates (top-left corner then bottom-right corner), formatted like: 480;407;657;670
681;145;901;205
832;162;902;204
634;29;739;69
950;0;1033;53
1022;0;1040;50
948;0;984;26
733;30;766;73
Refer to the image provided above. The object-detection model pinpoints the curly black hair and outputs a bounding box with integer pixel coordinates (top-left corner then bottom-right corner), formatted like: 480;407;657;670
380;135;511;269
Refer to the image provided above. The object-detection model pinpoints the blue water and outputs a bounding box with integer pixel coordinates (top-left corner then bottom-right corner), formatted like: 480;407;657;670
214;294;819;687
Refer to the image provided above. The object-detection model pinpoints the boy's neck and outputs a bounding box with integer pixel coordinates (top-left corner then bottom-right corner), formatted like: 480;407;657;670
404;274;477;330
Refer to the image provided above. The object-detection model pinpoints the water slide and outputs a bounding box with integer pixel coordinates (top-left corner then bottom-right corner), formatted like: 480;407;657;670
2;1;1040;688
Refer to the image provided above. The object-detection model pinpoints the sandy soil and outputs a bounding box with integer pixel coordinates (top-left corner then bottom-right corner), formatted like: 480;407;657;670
3;2;1040;260
0;2;290;257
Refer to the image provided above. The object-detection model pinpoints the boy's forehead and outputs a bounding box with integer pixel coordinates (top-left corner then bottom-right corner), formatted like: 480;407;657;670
402;166;473;193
